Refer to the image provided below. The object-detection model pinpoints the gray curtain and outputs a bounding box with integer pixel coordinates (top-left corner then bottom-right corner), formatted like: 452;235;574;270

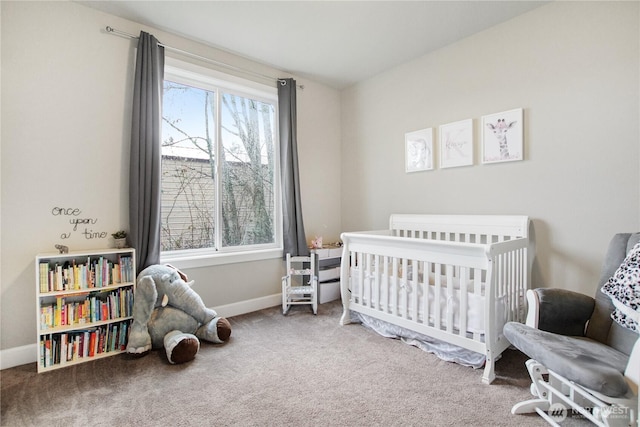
129;31;164;272
278;79;309;257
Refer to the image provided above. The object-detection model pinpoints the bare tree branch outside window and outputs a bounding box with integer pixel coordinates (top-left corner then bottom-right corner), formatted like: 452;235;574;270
161;80;276;252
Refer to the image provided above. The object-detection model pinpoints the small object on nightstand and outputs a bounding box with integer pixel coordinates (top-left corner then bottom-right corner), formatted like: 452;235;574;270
311;236;323;249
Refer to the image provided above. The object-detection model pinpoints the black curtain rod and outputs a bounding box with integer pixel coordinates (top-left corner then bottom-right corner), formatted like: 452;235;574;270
105;26;304;89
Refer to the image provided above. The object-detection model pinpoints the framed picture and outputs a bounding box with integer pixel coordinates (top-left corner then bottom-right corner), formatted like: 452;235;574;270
439;119;473;168
405;128;434;173
482;108;523;164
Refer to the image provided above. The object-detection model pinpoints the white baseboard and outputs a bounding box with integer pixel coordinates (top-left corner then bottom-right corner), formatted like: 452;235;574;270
213;293;281;318
0;294;282;371
1;343;37;370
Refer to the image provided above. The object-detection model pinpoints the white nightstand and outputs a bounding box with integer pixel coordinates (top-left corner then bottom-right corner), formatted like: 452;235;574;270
310;246;342;303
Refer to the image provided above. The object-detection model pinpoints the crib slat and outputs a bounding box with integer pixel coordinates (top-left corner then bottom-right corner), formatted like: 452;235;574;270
446;264;454;333
459;266;468;337
392;257;398;317
349;251;355;303
411;259;419;322
473;268;482;342
422;261;431;325
511;250;517;322
505;252;511;322
518;248;526;321
514;250;520;320
371;255;380;310
509;251;515;322
382;255;389;314
357;252;364;305
401;258;409;318
496;253;506;326
434;264;442;330
365;253;373;309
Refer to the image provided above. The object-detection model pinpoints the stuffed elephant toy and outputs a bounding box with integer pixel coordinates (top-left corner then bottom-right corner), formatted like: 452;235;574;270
126;264;231;364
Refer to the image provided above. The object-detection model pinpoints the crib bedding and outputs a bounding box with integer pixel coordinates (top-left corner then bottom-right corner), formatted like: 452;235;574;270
339;214;530;384
351;311;486;368
349;267;506;335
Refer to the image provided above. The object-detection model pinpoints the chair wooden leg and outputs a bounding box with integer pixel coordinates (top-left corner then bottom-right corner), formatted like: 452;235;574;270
511;359;552;415
525;359;550;399
511;398;550;415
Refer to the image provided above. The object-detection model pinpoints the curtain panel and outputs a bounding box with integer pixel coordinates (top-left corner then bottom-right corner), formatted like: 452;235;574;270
278;79;309;257
129;31;165;272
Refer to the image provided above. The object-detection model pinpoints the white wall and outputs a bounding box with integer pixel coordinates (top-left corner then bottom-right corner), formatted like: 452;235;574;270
3;0;638;367
0;1;342;356
341;1;639;294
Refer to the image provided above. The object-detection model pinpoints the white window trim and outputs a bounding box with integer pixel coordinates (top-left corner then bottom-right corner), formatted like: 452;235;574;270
165;57;277;102
161;57;283;268
161;247;283;269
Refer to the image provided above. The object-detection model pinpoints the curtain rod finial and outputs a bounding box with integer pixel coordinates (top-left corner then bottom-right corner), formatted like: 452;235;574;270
277;79;304;90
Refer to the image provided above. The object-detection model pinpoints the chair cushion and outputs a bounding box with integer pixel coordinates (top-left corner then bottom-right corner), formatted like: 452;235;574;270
587;233;640;354
601;241;640;333
504;322;630;397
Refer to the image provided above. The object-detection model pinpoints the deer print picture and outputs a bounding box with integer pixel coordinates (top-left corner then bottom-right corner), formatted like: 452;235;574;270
482;108;523;164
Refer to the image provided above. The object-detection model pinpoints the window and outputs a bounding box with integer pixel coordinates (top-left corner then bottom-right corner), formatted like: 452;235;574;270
161;60;281;265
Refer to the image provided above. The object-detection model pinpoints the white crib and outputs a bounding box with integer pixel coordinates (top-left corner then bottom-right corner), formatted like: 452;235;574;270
339;214;530;384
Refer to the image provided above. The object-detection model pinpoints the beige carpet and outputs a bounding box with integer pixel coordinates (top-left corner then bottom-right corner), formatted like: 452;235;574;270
2;301;573;426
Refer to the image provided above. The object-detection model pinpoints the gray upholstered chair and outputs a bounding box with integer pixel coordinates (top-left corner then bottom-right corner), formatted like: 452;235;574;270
504;233;639;427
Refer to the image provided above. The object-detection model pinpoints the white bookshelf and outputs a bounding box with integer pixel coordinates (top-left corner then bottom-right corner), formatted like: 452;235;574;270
35;248;136;373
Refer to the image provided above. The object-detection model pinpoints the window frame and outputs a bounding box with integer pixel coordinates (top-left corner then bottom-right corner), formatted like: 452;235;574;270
160;58;283;268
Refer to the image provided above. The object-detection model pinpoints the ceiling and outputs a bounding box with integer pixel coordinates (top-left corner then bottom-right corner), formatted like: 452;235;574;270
80;1;547;89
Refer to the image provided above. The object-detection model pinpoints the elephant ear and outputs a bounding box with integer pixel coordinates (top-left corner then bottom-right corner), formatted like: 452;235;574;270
165;263;189;282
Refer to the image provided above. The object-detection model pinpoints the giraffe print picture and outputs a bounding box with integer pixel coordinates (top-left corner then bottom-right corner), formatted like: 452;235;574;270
482;108;524;164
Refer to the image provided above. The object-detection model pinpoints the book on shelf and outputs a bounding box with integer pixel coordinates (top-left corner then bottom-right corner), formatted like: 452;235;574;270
89;331;96;357
38;319;132;368
39;287;133;331
38;254;135;294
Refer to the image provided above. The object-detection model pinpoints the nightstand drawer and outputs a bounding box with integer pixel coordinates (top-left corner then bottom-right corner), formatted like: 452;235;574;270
319;266;340;282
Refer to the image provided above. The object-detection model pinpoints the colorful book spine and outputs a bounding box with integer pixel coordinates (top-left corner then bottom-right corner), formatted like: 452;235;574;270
39;253;135;293
38;320;133;369
40;287;133;330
